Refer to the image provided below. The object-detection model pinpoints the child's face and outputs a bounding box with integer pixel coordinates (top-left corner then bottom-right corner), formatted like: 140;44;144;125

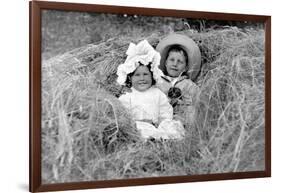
165;51;187;77
131;65;153;92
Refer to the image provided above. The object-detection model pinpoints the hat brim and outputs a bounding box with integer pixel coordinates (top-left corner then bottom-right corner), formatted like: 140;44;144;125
156;33;201;80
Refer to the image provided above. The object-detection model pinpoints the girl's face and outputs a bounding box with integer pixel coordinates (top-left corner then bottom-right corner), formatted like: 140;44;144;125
131;65;153;92
165;51;187;77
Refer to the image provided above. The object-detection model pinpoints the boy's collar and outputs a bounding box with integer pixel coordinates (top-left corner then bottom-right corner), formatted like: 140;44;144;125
161;73;188;83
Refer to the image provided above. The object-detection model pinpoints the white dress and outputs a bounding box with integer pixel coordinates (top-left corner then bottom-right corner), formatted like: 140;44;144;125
119;87;185;139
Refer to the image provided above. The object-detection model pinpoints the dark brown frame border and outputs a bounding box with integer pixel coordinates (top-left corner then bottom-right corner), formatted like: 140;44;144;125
29;0;271;192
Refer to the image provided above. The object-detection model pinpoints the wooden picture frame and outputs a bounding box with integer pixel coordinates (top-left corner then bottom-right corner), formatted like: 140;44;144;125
30;0;271;192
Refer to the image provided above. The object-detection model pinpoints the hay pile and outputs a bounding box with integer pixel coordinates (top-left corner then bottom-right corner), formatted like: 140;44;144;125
42;27;265;183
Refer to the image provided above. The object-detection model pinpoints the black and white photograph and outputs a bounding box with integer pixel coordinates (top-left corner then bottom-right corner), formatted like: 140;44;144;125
25;1;271;191
40;7;267;184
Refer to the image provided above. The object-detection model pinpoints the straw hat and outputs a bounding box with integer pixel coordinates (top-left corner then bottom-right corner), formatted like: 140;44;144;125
156;33;201;80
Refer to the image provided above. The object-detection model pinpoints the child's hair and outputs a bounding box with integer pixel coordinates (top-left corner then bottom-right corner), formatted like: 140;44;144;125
163;45;189;77
125;62;156;88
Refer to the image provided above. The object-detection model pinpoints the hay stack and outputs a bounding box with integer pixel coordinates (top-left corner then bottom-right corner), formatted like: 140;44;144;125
42;27;265;182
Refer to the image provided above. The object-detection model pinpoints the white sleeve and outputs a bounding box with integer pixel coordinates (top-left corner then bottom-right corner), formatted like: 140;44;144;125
158;90;173;122
118;93;131;109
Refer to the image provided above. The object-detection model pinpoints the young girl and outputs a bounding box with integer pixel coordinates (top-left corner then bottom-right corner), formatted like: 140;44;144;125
116;40;184;140
156;34;201;125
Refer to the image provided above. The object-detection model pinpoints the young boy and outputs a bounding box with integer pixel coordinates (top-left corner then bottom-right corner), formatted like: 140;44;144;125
156;33;201;126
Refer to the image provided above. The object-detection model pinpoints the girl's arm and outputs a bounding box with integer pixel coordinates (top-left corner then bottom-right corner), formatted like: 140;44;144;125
158;91;173;122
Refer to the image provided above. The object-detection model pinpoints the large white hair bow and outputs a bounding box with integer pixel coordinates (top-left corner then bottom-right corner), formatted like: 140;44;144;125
117;40;163;85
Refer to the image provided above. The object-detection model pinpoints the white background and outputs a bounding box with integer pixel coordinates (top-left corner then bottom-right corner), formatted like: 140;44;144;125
0;0;279;192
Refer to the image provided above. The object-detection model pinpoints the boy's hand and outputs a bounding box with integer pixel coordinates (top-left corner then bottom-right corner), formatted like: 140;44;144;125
169;98;179;107
181;95;192;105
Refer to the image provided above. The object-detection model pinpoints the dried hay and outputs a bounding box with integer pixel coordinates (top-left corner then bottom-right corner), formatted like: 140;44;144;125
42;27;265;182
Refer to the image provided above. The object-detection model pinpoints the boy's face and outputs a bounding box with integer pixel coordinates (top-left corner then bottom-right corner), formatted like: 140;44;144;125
131;65;153;92
165;51;187;77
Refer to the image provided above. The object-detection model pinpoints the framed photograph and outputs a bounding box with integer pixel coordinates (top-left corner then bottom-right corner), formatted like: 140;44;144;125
30;0;271;192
